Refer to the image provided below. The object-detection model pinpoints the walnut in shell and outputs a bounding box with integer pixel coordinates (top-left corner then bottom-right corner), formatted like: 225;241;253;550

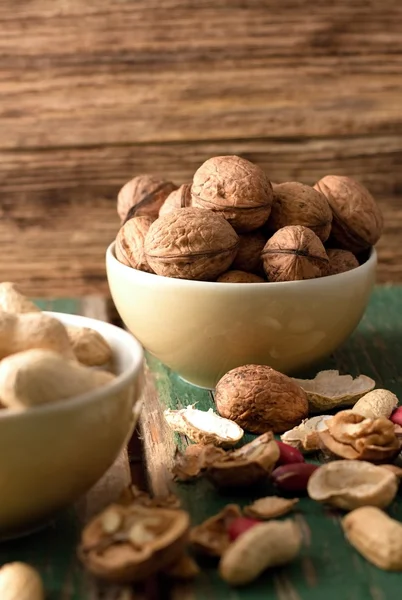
164;405;244;447
267;182;332;242
190;504;242;557
191;155;273;232
115;216;154;272
292;370;375;413
326;249;359;276
280;415;332;453
159;184;192;217
261;225;328;282
352;389;398;420
216;270;265;283
244;496;299;519
78;503;190;583
314;175;383;253
231;230;266;273
307;460;398;510
117;174;177;223
215;364;308;434
144;208;239;281
318;410;401;462
205;432;280;488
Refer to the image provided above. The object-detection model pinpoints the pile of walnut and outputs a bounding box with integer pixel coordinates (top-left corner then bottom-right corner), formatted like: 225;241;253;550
0;282;114;410
114;156;383;282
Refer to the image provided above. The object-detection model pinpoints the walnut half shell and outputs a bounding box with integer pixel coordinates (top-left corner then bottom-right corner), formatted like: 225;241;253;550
78;504;190;583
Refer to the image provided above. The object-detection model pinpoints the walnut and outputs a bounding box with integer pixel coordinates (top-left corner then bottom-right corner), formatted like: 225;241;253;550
115;216;154;272
216;270;265;283
231;230;266;273
318;410;401;462
78;504;190;583
159;184;192;217
191;155;273;232
326;248;359;276
261;225;328;282
267;182;332;242
314;175;383;253
117;175;177;223
144;208;239;281
215;364;308;434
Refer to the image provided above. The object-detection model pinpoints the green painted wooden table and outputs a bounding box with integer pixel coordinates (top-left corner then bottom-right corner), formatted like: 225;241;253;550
140;285;402;600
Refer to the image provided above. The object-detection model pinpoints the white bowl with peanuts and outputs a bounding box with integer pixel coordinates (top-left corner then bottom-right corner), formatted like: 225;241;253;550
0;282;144;538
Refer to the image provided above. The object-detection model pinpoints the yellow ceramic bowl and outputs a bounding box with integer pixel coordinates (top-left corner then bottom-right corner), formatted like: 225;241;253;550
106;242;376;389
0;311;143;537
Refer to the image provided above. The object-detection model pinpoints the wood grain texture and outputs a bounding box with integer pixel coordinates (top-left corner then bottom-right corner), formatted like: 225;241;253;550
0;0;401;294
142;286;402;600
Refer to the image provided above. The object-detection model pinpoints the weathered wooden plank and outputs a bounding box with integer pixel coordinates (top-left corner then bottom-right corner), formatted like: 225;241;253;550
141;286;402;599
1;1;402;148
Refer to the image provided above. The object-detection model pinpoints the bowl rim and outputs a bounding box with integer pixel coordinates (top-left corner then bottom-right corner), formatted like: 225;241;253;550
0;312;144;421
106;241;377;290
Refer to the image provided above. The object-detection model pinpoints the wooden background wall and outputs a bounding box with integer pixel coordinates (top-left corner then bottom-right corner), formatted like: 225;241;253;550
1;1;401;296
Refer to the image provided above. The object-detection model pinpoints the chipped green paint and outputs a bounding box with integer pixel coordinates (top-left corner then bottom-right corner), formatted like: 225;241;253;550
148;286;402;600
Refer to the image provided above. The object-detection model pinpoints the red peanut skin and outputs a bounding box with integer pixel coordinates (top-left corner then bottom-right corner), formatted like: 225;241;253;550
391;407;402;426
276;441;305;465
271;463;318;492
227;517;260;541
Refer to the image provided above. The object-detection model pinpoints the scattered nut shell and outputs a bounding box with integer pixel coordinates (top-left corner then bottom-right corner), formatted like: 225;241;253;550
164;405;244;447
307;460;398;510
244;496;299;519
171;444;226;482
78;504;190;583
292;370;375;412
342;507;402;571
318;410;401;462
191;155;273;232
216;364;308;434
352;389;398;419
261;225;328;282
190;504;242;557
206;432;280;488
163;554;200;580
281;415;332;453
216;270;265;283
0;562;44;600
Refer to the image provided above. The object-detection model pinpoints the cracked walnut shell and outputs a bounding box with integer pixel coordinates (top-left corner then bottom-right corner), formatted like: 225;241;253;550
319;410;401;462
261;225;329;282
268;182;332;242
144;208;239;280
159;184;192;217
117;174;177;223
314;175;383;253
215;364;308;434
78;504;190;583
115;216;154;272
191;155;273;232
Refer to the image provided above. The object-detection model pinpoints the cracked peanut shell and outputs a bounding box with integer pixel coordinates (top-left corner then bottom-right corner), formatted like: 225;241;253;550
261;225;328;282
117;174;177;223
314;175;383;253
268;182;332;242
144;208;239;280
115;216;154;272
215;364;308;434
191;155;273;232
